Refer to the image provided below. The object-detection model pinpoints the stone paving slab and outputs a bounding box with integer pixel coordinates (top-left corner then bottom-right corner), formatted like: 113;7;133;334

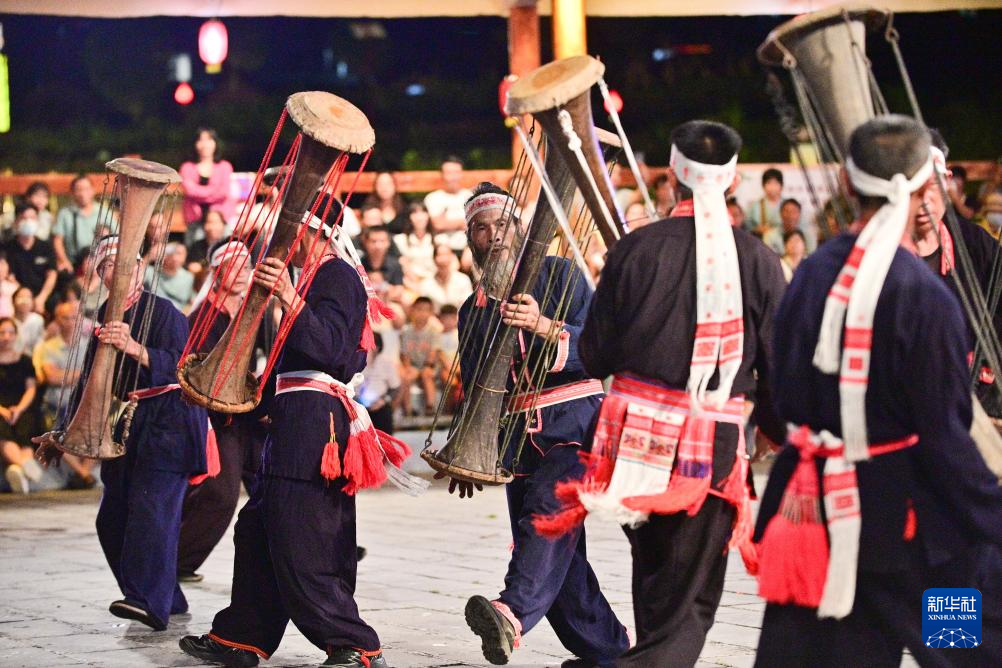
0;477;917;667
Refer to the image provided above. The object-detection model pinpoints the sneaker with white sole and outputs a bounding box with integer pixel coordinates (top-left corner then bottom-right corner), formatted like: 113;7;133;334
5;465;30;494
21;458;43;483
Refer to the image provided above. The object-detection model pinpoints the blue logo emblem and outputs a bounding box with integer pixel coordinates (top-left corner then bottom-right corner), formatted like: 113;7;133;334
923;588;982;649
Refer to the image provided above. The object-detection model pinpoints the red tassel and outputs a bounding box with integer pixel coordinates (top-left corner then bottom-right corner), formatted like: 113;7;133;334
359;318;376;352
374;429;411;467
188;422;220;486
739;540;760;576
342;428;387;495
533;506;587;538
321;413;342;481
757;515;829;608
623;474;711;517
369;296;395;323
475;287;487;308
903;499;917;541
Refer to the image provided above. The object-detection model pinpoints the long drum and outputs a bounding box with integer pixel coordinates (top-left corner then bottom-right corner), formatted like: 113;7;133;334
178;92;375;413
421;56;626;485
758;6;889;157
59;159;181;459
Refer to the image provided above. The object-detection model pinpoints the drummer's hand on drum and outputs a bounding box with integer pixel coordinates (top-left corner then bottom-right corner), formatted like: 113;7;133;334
99;321;137;354
32;432;63;467
434;471;483;499
502;294;554;340
254;258;296;310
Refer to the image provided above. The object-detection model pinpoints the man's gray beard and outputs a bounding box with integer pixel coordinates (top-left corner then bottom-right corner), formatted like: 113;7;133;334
481;248;519;300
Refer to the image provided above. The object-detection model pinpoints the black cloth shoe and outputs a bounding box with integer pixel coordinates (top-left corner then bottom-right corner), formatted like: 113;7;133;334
177;570;204;583
179;634;259;667
561;659;612;668
356;545;367;562
321;647;389;667
465;595;515;665
108;599;167;631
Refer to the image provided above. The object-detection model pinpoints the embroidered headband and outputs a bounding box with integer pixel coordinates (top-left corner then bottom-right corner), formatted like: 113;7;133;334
464;192;517;224
210;240;251;268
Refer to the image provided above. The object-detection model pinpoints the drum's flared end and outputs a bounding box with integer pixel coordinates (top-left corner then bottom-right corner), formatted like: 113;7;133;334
420;449;513;486
55;430;125;461
757;5;889;67
177;353;260;414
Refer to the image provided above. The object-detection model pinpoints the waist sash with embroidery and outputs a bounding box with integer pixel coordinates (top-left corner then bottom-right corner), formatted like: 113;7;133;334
534;372;756;568
756;425;917;619
274;371;427;496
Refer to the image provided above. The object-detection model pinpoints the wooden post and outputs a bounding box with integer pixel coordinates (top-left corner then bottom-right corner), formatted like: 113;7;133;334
508;1;540;168
553;0;587;60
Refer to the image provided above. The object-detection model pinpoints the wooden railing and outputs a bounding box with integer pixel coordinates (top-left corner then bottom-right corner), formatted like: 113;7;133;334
4;162;996;197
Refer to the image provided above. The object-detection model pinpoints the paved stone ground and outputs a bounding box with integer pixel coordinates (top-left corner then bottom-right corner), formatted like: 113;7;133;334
0;443;918;668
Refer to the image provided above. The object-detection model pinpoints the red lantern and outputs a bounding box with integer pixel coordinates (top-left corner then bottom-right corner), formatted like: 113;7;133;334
498;74;517;117
198;19;228;74
174;82;195;105
603;89;624;115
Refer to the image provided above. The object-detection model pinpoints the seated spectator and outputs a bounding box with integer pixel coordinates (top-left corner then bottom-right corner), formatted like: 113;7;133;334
360;226;404;304
32;302;96;489
398;297;439;417
727;197;745;228
425;156;473;252
187;209;227;271
395;203;436;294
24;181;54;241
764;197;803;254
437;304;462;414
359;204;385;233
179;127;236;243
145;242;195;311
2;203;57;313
363;171;408;233
0;252;18;318
653;173;674;218
11;287;44;355
624;201;652;231
358;332;399;435
780;229;807;283
975;190;1002;241
53;174;102;273
0;317;44;494
746;167;784;240
73;249;104;324
419;243;473;311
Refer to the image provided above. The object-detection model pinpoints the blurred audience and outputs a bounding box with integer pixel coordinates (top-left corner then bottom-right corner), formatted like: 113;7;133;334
425;156;472;252
145;242;195;311
3;203;57;313
24;181;54;241
363;172;408;233
398;297;439;417
746;167;784;240
0;316;43;494
419;243;473;311
11;287;44;355
53;175;101;273
180;127;236;244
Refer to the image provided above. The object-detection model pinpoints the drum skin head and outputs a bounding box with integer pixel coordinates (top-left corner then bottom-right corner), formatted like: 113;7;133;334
106;158;181;185
286;91;375;154
506;55;605;116
758;4;890;66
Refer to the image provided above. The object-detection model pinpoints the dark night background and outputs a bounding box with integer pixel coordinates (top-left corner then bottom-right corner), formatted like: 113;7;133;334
0;10;999;173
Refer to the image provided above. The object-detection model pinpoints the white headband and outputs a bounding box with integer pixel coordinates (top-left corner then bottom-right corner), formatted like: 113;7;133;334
670;144;737;194
210;240;251;268
303;212;337;239
464;192;516;224
93;236;120;268
930;146;948;176
844;155;934;202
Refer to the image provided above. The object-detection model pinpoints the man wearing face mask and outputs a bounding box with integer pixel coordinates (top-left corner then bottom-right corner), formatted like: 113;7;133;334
914;132;1002;416
975;191;1002;241
2;203;57;314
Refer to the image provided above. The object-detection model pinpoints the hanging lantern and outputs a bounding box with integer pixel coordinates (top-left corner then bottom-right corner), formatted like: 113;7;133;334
198;19;228;74
174;82;195;105
0;53;9;133
603;89;624;115
0;23;8;133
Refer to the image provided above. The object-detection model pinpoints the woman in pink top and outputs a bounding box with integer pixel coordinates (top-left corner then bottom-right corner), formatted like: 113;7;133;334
179;128;235;230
